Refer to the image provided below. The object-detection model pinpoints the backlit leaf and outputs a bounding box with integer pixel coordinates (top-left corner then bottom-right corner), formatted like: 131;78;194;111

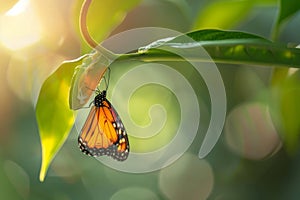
36;55;88;182
277;0;300;27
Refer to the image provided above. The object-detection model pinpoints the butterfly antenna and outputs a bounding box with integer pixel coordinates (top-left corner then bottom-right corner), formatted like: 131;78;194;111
98;67;111;92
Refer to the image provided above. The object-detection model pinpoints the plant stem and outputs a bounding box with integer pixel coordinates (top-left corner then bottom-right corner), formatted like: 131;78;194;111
80;0;116;60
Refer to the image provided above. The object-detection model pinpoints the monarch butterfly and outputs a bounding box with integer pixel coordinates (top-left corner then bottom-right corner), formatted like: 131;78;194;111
78;68;129;161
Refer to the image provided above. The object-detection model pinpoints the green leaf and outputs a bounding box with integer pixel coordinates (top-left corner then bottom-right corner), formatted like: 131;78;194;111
73;0;141;53
36;55;88;182
277;0;300;27
121;29;300;68
185;29;269;41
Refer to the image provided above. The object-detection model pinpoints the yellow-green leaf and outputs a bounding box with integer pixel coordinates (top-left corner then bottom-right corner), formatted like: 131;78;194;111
271;69;300;154
192;0;276;30
36;55;88;182
193;0;254;29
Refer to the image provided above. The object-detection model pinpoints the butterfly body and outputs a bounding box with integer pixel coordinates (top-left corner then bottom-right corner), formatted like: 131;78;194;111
78;90;129;161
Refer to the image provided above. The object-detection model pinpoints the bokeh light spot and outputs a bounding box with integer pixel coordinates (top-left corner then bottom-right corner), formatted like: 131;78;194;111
111;187;159;200
5;0;28;16
0;0;42;50
159;154;214;200
3;160;30;199
225;102;282;160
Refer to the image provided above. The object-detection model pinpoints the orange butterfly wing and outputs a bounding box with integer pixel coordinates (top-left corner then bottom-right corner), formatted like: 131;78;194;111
78;92;129;161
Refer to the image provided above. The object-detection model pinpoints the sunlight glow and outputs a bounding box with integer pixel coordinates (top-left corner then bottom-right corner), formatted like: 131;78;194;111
0;0;42;50
5;0;29;16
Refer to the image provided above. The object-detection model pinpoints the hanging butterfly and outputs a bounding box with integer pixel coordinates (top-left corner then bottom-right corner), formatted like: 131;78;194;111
78;68;129;161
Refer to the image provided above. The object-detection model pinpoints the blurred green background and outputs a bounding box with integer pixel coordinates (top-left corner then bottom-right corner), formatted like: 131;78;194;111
1;0;300;199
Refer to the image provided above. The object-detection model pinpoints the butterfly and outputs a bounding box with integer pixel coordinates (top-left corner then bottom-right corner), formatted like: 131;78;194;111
78;68;129;161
